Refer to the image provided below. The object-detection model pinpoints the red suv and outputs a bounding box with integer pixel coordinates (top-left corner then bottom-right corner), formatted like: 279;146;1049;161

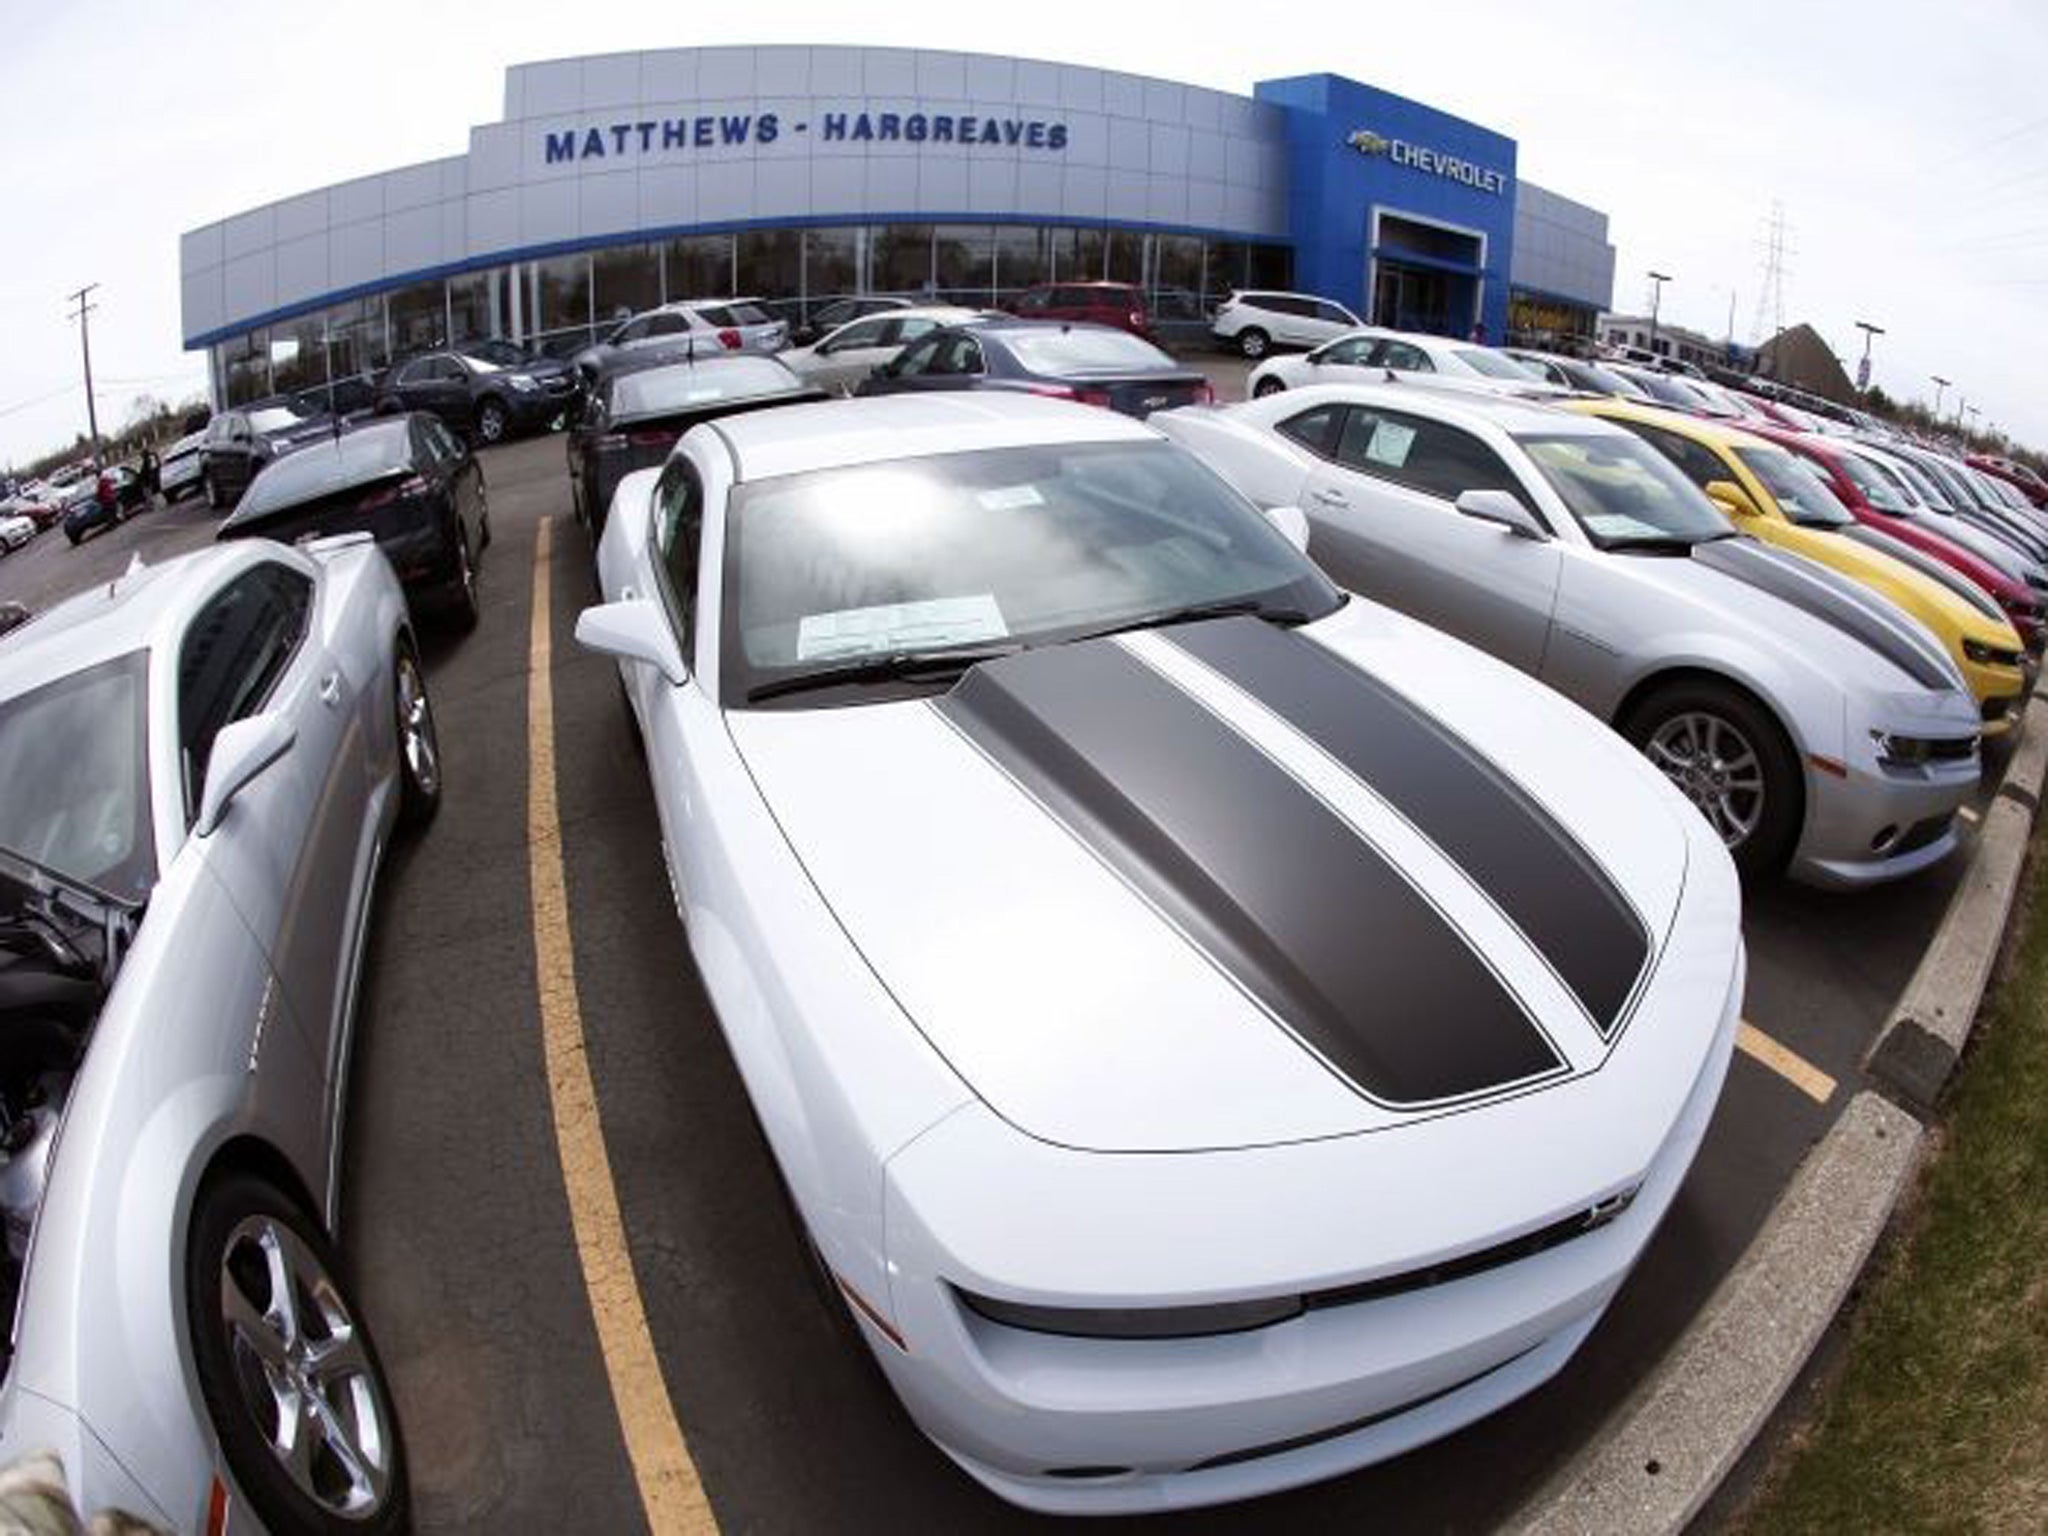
1008;282;1153;338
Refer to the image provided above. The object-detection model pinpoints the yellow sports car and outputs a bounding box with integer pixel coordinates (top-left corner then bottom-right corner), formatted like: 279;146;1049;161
1569;399;2029;734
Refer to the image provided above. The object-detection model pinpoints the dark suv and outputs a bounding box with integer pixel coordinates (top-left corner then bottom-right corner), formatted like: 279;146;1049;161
1008;282;1154;338
376;349;575;445
197;403;336;509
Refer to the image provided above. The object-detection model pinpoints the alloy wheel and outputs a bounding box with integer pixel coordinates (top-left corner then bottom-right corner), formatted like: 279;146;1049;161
477;402;506;444
1645;710;1765;847
219;1214;396;1520
396;653;439;799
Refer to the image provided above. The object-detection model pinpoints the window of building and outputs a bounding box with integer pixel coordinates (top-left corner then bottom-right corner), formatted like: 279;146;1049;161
593;243;663;329
737;230;803;327
1054;227;1106;284
933;224;995;304
664;234;734;301
223;329;270;406
803;227;860;312
387;280;448;358
533;253;592;350
1151;235;1205;319
1107;229;1145;285
993;225;1051;300
448;268;504;347
1247;244;1292;292
1204;241;1248;307
871;224;934;294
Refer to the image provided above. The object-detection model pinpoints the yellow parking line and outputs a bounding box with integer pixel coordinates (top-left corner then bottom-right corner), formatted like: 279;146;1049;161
528;516;719;1534
1736;1021;1837;1105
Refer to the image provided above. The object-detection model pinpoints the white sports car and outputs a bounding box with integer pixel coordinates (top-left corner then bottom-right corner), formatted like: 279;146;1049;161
577;393;1743;1515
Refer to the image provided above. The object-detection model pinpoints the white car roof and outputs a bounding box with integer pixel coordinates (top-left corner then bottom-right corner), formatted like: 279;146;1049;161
1252;380;1610;439
710;393;1155;483
0;544;263;696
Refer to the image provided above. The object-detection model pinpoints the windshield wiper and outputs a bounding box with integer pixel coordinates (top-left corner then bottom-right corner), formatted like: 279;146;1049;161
745;643;1024;703
0;842;139;914
1064;595;1324;645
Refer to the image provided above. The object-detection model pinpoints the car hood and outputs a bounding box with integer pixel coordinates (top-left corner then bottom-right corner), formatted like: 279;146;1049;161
729;604;1700;1153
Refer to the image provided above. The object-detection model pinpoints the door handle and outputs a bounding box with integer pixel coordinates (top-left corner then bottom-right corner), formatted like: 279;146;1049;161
1312;487;1349;508
319;672;342;707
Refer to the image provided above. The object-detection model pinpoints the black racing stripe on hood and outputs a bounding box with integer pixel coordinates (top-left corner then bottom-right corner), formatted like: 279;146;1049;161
1838;525;2006;624
1169;618;1651;1036
935;638;1564;1107
1690;537;1957;691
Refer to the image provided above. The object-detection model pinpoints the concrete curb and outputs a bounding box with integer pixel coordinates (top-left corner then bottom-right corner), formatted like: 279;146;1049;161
1507;695;2048;1536
1866;693;2048;1111
1507;1093;1922;1536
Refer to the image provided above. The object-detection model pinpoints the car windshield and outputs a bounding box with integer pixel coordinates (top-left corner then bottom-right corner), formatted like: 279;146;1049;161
232;423;412;521
727;303;772;326
1517;432;1735;549
247;406;309;434
458;354;504;375
722;440;1340;703
1455;349;1541;380
1836;451;1915;514
1880;454;1951;511
1004;329;1176;373
1735;446;1854;527
463;341;526;366
0;651;154;899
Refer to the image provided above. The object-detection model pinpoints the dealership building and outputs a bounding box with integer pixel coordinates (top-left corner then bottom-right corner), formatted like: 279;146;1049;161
179;47;1617;405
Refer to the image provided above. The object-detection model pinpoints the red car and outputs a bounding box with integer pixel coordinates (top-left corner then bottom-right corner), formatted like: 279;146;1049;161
1007;281;1154;338
1753;424;2045;652
1968;454;2048;511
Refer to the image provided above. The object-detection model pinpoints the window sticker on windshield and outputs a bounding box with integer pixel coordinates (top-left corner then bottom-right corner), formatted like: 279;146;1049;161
682;387;724;402
795;594;1009;661
976;484;1045;511
1582;513;1665;541
1366;420;1417;468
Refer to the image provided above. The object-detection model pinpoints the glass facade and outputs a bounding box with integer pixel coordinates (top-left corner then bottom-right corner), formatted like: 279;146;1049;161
208;221;1293;405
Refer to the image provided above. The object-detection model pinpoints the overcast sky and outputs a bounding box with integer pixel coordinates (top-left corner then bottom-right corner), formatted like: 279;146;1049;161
3;0;2044;467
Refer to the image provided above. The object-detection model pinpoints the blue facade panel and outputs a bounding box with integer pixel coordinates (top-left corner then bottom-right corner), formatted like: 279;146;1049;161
1256;74;1518;341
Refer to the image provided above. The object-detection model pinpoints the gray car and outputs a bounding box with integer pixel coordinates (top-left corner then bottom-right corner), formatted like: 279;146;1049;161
0;535;437;1532
1158;383;1983;887
572;296;789;382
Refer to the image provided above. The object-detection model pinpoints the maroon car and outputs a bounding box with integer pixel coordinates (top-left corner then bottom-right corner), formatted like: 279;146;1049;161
1968;454;2048;511
1007;282;1154;339
1754;424;2044;652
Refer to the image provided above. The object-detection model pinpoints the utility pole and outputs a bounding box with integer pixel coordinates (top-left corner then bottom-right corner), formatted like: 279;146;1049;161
66;283;103;472
1932;374;1951;418
1964;404;1981;444
1647;270;1672;358
1853;320;1884;393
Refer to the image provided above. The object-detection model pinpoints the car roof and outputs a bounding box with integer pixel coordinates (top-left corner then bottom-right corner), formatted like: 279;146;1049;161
828;304;981;328
1573;398;1775;452
710;392;1155;483
0;543;265;692
1255;381;1606;438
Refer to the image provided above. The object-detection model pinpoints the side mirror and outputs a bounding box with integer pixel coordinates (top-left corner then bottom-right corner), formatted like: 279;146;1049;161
1305;350;1324;365
1454;489;1550;541
574;598;688;686
194;714;296;837
1704;478;1762;518
1264;504;1312;552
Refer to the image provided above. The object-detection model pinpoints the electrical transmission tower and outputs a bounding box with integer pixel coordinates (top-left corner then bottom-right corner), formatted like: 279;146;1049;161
1750;202;1793;350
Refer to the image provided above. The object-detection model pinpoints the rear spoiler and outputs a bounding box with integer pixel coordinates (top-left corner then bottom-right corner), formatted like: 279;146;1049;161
299;530;377;559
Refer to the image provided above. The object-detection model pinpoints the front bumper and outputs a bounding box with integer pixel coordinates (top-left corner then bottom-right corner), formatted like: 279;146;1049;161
505;383;576;428
865;953;1743;1515
1790;748;1980;889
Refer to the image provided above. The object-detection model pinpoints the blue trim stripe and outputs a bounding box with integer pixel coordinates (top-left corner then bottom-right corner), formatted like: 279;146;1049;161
182;210;1294;350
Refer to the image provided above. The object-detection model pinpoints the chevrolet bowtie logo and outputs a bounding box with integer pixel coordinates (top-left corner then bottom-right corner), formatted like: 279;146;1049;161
1347;129;1391;156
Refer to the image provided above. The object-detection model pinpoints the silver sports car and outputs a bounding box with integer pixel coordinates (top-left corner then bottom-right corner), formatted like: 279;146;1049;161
0;535;436;1531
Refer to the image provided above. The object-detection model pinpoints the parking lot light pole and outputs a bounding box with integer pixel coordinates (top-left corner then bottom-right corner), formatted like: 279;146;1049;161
1647;271;1672;357
66;282;103;472
1853;320;1884;393
1932;374;1951;418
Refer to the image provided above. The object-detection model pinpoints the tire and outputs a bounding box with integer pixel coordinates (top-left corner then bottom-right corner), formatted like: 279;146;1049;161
203;470;223;511
65;529;79;547
186;1169;409;1536
393;641;441;828
474;398;508;446
1237;327;1270;360
446;520;481;633
1621;679;1800;877
1253;376;1286;398
374;396;402;417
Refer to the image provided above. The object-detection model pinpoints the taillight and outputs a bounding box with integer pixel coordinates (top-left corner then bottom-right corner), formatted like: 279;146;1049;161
1129;311;1146;330
718;328;742;349
357;475;428;513
1022;384;1076;400
1073;389;1114;409
629;430;677;449
1193;381;1216;405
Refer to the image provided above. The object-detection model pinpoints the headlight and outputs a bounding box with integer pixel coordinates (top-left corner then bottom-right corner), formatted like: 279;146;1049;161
509;375;538;392
958;1288;1303;1339
1963;638;2021;667
1870;730;1976;768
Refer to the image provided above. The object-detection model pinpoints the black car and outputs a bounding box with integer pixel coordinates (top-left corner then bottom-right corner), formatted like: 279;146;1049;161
288;373;382;422
854;320;1213;418
377;348;577;445
60;467;150;545
196;402;339;509
569;355;824;539
217;414;491;629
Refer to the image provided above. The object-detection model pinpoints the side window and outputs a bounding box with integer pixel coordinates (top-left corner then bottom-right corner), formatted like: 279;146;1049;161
176;566;311;822
693;306;733;329
396;359;430;387
892;335;945;377
1333;408;1538;514
1629;424;1727;491
1013;288;1049;311
1370;341;1436;374
651;458;704;668
944;336;985;375
647;312;692;337
1314;301;1354;324
1319;336;1376;366
890;318;938;345
1277;404;1345;457
830;318;890;351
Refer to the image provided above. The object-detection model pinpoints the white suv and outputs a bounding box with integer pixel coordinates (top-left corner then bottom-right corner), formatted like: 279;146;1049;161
1210;290;1363;359
573;297;789;379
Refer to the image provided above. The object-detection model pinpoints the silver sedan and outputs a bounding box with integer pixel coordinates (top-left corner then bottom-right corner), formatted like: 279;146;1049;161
0;534;437;1531
1158;383;1983;887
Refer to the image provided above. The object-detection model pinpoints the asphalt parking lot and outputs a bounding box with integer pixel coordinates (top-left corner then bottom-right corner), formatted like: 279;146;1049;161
0;375;1999;1532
